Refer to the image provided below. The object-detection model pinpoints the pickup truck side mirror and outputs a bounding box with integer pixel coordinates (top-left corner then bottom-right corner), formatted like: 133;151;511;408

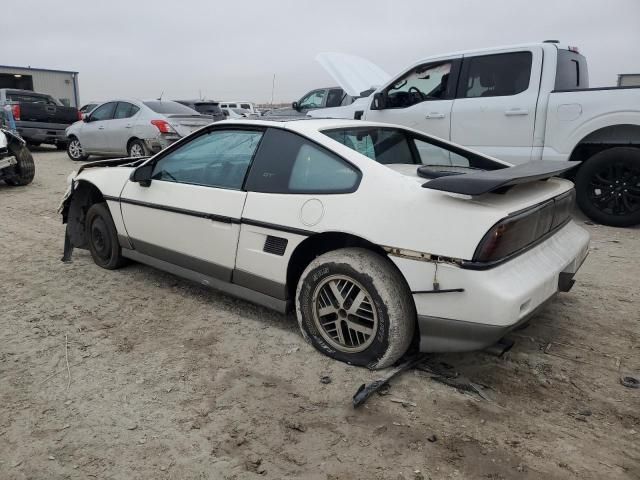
371;92;387;110
292;101;299;111
130;163;153;187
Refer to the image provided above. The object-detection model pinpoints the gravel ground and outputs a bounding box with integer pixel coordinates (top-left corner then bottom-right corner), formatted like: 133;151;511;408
1;147;638;480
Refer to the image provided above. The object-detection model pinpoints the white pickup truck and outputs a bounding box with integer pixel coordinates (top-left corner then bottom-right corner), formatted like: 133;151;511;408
311;42;640;227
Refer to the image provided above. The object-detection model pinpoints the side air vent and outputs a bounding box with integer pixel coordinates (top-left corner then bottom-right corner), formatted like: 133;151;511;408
263;235;288;256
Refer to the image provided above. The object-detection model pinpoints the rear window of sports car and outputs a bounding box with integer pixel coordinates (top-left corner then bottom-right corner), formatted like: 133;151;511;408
323;126;504;170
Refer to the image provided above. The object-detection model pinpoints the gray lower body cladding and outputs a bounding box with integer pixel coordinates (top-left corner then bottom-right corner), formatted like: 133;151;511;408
417;295;556;352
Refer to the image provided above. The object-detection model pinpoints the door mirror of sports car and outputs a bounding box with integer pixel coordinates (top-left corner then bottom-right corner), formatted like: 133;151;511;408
130;163;153;187
371;92;387;110
292;101;299;111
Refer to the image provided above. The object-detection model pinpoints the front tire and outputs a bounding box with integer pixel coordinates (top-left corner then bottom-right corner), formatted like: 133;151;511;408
575;147;640;227
128;139;148;158
4;143;35;186
296;248;415;369
67;137;88;161
86;203;127;270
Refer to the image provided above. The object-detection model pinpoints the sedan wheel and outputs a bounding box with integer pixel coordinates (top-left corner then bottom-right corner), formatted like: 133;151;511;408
67;138;88;161
296;248;415;369
128;140;148;158
85;203;127;270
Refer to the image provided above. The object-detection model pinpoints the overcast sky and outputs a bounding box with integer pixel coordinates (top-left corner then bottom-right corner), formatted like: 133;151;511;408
5;0;640;104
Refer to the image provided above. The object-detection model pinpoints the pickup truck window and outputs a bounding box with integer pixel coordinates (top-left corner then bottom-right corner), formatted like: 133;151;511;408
7;93;58;106
326;89;345;108
555;49;589;90
299;90;326;109
385;62;453;108
459;51;532;98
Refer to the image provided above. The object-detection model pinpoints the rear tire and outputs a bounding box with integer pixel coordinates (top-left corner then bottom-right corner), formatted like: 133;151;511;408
128;139;148;158
295;248;415;369
575;147;640;227
67;137;88;161
4;143;35;186
86;203;127;270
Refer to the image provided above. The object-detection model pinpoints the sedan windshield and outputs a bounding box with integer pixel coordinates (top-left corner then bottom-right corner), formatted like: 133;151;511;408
144;101;199;115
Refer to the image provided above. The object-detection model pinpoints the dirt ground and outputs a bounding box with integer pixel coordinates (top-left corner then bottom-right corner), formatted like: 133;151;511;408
1;147;638;480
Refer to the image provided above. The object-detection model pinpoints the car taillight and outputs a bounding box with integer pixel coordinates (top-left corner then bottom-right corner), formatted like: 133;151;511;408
473;189;575;264
150;119;173;133
11;104;20;121
76;110;82;120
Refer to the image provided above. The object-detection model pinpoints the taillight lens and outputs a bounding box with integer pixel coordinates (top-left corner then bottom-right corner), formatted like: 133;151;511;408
11;104;20;121
473;189;575;263
76;109;82;120
150;119;173;133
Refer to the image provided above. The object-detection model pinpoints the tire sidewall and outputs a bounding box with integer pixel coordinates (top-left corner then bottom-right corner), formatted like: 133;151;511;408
575;147;640;227
296;260;391;368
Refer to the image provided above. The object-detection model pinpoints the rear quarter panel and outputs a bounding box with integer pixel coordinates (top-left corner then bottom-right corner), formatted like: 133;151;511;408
543;88;640;159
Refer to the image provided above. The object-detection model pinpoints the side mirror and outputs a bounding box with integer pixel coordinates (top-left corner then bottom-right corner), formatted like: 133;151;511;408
292;101;299;111
371;92;387;110
222;110;229;117
130;163;153;187
83;115;91;122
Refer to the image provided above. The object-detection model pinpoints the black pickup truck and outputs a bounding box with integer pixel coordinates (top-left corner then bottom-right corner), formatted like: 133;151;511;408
0;88;80;149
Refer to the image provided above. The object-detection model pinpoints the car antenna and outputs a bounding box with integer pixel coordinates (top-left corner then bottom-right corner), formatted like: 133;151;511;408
157;91;164;101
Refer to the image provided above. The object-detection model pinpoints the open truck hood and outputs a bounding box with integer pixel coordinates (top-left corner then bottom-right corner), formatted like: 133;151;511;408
315;52;390;97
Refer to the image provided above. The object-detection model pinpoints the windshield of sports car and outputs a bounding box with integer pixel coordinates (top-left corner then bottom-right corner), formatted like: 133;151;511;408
323;126;505;170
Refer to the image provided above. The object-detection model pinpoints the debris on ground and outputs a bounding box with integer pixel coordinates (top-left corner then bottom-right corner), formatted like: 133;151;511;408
620;375;639;389
353;354;428;408
320;375;332;384
390;398;417;407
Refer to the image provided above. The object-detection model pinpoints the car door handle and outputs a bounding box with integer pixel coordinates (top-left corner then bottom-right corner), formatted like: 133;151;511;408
425;112;445;119
504;108;529;116
125;124;133;128
98;126;105;130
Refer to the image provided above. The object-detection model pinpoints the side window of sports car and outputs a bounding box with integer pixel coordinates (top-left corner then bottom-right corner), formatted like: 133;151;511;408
245;128;360;194
151;129;263;189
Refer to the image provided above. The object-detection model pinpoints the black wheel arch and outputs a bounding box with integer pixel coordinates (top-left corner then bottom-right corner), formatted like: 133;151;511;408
63;180;108;249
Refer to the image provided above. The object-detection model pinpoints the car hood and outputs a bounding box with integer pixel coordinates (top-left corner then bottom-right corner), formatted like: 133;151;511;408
315;52;390;97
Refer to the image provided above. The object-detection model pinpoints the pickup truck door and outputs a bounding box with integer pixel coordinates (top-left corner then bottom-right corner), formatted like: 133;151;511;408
81;102;116;153
104;102;140;154
450;47;543;164
364;58;461;142
119;128;264;282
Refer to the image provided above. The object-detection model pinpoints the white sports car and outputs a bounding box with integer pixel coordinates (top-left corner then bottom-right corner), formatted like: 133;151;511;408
60;118;590;369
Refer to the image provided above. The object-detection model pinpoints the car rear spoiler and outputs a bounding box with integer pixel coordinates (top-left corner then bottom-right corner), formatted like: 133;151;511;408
421;161;580;196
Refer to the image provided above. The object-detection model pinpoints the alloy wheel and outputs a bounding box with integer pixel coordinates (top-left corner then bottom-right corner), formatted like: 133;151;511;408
312;275;379;353
588;161;640;217
69;140;83;159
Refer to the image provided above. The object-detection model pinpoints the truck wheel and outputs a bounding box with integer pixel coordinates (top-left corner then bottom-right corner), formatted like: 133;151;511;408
85;203;127;270
4;143;35;186
295;248;415;369
575;147;640;227
67;137;88;161
128;139;148;158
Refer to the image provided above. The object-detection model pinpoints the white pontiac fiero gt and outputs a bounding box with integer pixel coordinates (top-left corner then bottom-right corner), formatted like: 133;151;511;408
60;118;589;369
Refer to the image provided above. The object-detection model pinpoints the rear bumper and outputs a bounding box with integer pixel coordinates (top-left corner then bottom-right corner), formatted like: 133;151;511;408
143;134;181;153
390;221;590;352
16;126;67;144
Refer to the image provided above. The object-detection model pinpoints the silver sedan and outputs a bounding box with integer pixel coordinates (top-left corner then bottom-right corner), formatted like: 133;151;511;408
65;99;213;161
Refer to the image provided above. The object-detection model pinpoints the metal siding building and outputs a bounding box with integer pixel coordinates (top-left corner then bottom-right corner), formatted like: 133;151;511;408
0;65;80;107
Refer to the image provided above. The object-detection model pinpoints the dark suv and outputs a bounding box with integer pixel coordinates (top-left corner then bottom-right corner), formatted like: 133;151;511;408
174;100;225;122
